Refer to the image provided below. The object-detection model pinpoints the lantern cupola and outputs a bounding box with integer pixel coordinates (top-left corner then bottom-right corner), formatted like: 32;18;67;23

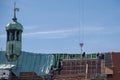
6;2;23;61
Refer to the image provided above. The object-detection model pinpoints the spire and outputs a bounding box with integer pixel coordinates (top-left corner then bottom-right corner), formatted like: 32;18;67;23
12;2;19;22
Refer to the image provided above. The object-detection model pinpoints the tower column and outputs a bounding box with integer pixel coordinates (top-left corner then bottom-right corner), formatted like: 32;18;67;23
15;31;17;40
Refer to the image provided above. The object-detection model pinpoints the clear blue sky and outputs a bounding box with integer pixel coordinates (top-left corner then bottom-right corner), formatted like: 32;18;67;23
0;0;120;53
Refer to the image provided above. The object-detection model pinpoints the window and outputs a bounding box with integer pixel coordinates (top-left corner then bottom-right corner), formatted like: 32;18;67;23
11;31;15;40
16;31;19;41
7;31;10;41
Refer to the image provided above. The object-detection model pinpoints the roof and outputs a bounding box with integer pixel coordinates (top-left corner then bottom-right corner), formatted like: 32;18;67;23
0;51;55;76
6;21;23;31
0;51;99;76
0;64;15;70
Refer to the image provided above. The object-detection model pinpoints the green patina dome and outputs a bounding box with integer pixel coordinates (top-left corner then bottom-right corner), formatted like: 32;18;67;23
6;21;23;31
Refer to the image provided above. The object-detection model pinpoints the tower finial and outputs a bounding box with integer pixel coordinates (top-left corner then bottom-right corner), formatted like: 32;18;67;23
12;2;19;22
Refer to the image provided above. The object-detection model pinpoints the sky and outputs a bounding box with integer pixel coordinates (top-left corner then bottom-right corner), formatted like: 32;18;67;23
0;0;120;53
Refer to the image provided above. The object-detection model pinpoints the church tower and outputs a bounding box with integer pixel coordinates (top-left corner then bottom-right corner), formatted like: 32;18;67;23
6;2;23;61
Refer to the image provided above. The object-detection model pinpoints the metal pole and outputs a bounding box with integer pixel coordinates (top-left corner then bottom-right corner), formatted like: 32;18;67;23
85;63;88;80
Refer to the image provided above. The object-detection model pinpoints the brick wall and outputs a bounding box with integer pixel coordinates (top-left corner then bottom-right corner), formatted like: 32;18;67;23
52;59;102;80
12;72;44;80
107;52;120;80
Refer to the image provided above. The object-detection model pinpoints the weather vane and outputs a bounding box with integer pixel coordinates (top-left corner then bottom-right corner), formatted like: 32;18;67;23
13;2;19;21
